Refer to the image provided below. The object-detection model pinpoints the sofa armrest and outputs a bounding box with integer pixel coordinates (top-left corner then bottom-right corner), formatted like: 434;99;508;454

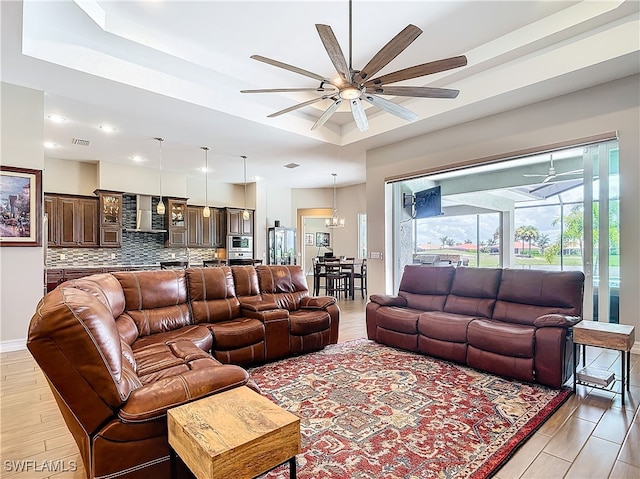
534;314;583;328
118;364;249;422
369;294;407;307
243;308;289;322
300;296;336;310
240;301;279;312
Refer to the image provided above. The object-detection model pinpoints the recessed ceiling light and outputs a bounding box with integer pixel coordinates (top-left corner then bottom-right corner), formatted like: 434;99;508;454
130;155;144;162
99;124;116;133
47;115;66;123
44;141;58;149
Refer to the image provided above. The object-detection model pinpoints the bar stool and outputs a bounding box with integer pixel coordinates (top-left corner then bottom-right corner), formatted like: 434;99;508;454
160;260;188;270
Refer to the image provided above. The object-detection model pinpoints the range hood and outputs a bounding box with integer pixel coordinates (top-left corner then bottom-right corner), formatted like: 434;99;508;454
123;195;167;233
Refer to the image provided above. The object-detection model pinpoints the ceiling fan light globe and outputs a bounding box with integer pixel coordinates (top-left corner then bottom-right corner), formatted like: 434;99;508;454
340;87;360;100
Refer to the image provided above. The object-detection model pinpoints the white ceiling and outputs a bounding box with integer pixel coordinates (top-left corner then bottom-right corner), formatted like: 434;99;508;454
1;0;638;188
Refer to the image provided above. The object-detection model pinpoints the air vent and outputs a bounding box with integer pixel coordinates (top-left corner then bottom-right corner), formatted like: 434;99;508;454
72;138;91;146
284;163;300;169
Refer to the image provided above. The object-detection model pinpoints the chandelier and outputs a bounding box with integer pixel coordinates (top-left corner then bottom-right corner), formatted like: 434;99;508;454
326;173;344;228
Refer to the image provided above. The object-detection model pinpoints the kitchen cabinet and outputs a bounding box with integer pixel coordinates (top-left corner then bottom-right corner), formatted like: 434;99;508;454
226;208;253;235
44;195;58;247
187;206;225;248
96;191;122;247
46;194;99;247
166;198;187;247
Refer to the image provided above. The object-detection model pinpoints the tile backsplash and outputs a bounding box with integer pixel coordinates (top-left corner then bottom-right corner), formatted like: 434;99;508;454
46;194;222;268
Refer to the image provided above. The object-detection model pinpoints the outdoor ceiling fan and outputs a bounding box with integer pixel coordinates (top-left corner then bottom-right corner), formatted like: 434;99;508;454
523;155;583;184
241;0;467;132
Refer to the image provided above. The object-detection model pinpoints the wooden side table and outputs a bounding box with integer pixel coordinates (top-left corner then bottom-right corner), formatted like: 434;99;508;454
168;386;301;479
573;321;635;405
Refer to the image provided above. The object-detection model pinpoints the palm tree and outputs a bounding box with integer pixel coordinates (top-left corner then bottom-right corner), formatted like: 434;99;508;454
515;225;540;257
536;233;551;254
439;236;450;248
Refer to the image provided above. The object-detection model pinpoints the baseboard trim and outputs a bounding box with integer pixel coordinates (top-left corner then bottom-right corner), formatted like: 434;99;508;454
0;338;27;353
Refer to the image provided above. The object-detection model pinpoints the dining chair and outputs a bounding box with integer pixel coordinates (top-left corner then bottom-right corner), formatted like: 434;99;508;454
353;258;367;299
313;257;327;295
324;260;348;299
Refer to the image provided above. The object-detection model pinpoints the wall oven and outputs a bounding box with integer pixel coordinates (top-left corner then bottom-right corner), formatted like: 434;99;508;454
228;235;253;252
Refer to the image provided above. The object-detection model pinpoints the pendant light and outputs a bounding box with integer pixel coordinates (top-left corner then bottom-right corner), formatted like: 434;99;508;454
201;146;210;218
155;137;165;215
241;155;250;221
326;173;345;228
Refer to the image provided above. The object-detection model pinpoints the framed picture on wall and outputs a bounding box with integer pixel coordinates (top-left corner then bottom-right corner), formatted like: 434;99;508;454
304;233;314;246
316;232;330;247
0;166;42;247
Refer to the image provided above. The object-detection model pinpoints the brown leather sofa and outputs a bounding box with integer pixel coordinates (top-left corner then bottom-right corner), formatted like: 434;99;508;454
27;264;338;479
366;266;584;389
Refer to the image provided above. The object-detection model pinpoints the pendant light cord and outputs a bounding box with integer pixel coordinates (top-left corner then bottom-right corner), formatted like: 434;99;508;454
348;0;353;72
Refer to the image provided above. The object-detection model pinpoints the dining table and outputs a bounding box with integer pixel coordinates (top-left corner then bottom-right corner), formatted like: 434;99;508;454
314;259;362;300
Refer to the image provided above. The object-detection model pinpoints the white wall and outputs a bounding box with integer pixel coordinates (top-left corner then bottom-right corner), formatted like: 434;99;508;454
366;75;640;344
0;83;45;347
44;158;97;195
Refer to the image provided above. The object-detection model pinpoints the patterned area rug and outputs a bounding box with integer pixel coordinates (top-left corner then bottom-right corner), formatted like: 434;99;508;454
250;339;571;479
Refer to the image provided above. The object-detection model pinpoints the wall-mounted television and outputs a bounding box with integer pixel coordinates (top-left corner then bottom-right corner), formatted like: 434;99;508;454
414;186;442;219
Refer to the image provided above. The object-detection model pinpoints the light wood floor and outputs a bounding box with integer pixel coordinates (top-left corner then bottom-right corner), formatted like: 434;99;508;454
1;297;638;479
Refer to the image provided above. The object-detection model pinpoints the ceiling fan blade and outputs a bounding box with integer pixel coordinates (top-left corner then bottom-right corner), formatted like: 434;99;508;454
267;95;331;118
523;173;549;178
349;98;369;131
542;175;557;183
353;25;422;84
364;55;468;86
555;169;584;177
241;87;336;94
250;55;331;83
362;93;418;122
312;99;342;130
316;24;351;82
366;86;459;98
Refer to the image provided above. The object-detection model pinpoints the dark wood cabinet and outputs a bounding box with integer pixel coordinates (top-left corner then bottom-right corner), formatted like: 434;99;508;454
226;208;253;235
166;198;187;247
46;194;99;247
44;195;58;247
187;206;225;248
96;191;122;247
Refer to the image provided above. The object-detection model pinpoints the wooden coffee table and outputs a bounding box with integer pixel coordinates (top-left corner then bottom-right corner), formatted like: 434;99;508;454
168;386;300;479
573;321;635;405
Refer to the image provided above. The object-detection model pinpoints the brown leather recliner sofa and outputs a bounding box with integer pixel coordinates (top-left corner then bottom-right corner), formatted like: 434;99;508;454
366;266;584;389
27;264;339;479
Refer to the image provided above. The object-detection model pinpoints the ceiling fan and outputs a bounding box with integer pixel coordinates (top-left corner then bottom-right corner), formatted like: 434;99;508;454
523;155;583;183
241;0;467;132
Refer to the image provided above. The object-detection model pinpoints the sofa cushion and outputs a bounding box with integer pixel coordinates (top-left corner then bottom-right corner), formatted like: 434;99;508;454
231;265;261;301
67;273;126;318
114;270;191;336
257;265;309;311
187;267;242;324
289;310;331;336
397;265;454;311
467;346;535;383
376;306;422;334
417;311;475;343
131;324;212;352
467;319;535;358
399;265;455;295
493;269;585;326
208;318;265;350
443;267;501;318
